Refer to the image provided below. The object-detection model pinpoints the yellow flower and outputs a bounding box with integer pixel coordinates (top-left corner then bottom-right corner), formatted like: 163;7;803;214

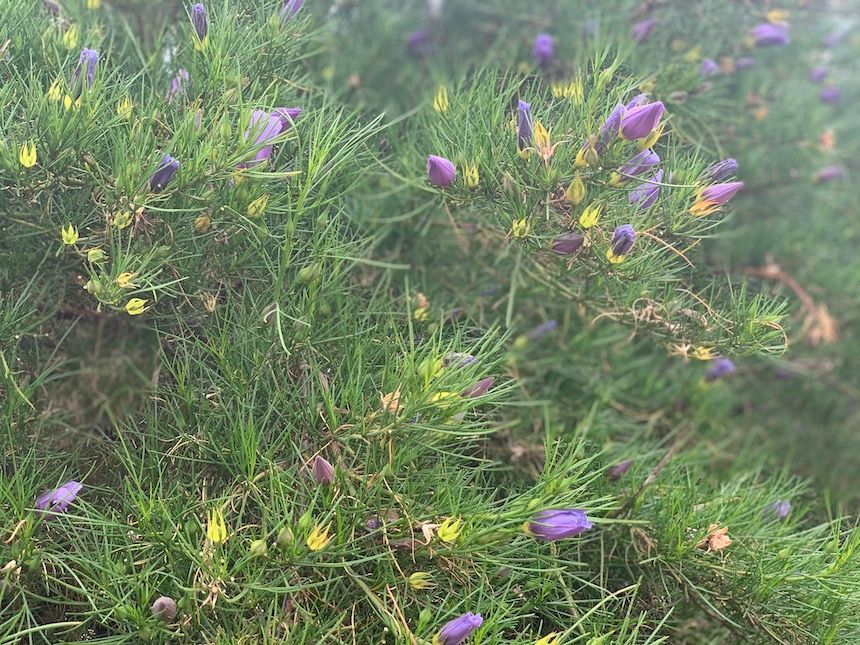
306;523;332;551
194;35;209;52
247;194;269;219
606;249;626;264
550;82;565;98
19;142;37;168
671;39;687;53
232;169;246;185
578;203;603;229
63;94;82;111
63;24;79;50
125;298;148;316
510;218;530;238
638;78;656;94
691;346;716;361
463;164;479;189
767;9;789;24
47;79;62;102
560;78;583;103
194;214;211;233
113;210;133;229
206;508;228;545
683;46;702;63
638;122;664;150
116;272;137;288
535;633;561;645
565;175;585;206
433;85;449;114
117;96;133;120
430;391;458;407
437;516;463;543
413;306;429;322
86;0;101;9
61;223;78;245
534;121;550;151
408;571;435;591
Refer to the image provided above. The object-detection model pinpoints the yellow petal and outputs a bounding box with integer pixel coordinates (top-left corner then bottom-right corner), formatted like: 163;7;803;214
125;298;148;316
19;142;37;168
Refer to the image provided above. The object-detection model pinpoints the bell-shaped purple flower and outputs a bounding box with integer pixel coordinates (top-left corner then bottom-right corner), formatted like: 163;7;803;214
462;377;494;398
631;18;656;44
765;500;791;519
751;22;789;47
629;169;664;210
735;57;756;70
70;48;99;100
618;149;660;180
151;596;177;622
819;87;841;104
166;68;190;103
532;33;554;66
625;93;648;110
699;58;719;77
529;509;593;541
244;110;284;165
699;181;744;206
595;103;624;151
444;352;477;368
551;232;584;256
191;3;208;41
280;0;303;20
274;107;302;129
517;100;532;152
436;612;483;645
427;155;456;187
35;481;82;518
705;358;736;382
816;164;846;183
311;456;335;486
610;225;636;257
809;67;828;84
705;158;739;182
150;154;180;192
607;459;633;481
620;101;664;140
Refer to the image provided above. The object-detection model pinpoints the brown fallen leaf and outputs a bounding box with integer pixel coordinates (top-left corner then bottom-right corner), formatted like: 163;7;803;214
697;523;732;552
381;389;402;415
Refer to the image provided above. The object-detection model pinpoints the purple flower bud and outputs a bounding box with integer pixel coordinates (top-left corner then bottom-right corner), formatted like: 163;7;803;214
436;612;483;645
526;320;558;341
629;169;664;210
444;352;477;368
765;500;791;519
43;0;60;15
244;110;284;164
427;155;456;187
596;103;625;151
191;3;208;41
35;481;82;518
618;148;660;180
809;67;828;84
529;509;592;541
619;101;664;140
70;48;99;99
607;459;633;481
532;33;554;66
311;456;335;486
551;232;584;256
166;68;190;103
462;376;494;398
273;107;302;129
150;154;180;192
699;181;744;206
699;58;719;77
816;164;846;183
280;0;303;20
705;158;739;182
631;18;656;44
705;357;736;382
734;57;756;70
610;224;636;257
819;86;842;104
151;596;177;622
516;100;532;152
625;93;648;110
407;29;432;57
751;22;789;47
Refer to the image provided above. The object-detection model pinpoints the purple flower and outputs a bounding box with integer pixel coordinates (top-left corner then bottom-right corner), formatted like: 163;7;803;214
699;181;744;206
631;18;656;43
427;155;456;187
516;100;532;152
751;22;789;47
819;87;841;104
151;596;177;622
244;110;284;164
35;481;82;518
191;3;208;41
705;158;739;182
166;68;190;103
607;459;633;481
529;509;593;541
625;93;648;110
436;612;483;645
532;33;554;66
597;103;625;150
70;48;99;99
809;67;828;84
462;377;494;398
705;358;736;382
610;224;636;257
629;169;664;210
551;232;584;256
280;0;303;20
526;320;558;341
274;107;302;129
765;500;791;519
699;58;719;77
311;456;335;486
407;29;432;57
618;149;660;180
444;352;477;368
816;164;846;183
619;101;664;140
150;154;180;192
735;57;756;70
823;27;850;48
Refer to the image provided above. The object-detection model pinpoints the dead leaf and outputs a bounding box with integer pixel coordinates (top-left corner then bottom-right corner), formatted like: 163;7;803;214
381;389;402;415
697;523;732;552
